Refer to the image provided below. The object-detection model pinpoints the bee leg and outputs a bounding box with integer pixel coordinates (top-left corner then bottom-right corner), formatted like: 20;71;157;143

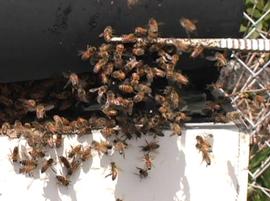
105;173;112;178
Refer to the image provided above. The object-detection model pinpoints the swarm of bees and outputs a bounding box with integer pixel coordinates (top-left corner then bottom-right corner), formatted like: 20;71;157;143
1;17;229;186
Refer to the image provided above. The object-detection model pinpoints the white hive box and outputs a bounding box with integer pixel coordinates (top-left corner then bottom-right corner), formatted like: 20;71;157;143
0;122;249;201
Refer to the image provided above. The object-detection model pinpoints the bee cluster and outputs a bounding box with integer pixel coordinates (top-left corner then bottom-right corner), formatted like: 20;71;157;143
2;18;229;187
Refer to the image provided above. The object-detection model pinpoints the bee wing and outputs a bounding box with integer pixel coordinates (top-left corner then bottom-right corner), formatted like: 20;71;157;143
45;104;55;111
205;56;217;62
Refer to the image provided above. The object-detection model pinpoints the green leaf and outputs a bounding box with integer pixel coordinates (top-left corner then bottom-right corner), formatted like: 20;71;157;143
240;25;248;32
247;8;262;19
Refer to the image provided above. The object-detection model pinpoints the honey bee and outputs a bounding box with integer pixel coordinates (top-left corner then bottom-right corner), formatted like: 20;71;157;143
45;122;58;134
140;140;160;153
94;57;109;73
195;135;212;166
130;73;140;86
115;44;125;58
170;123;182;136
135;26;147;36
125;58;143;71
55;134;63;148
59;156;72;175
133;92;145;103
136;167;148;179
56;175;70;186
68;145;82;158
132;47;145;56
1;122;11;135
122;33;137;43
41;158;54;173
113;139;128;158
105;162;118;181
28;148;45;159
103;62;114;76
11;146;19;162
148;18;158;40
174;112;191;123
19;163;38;175
134;83;152;95
172;72;189;85
153;67;166;78
80;146;92;161
19;99;36;111
68;158;81;176
92;140;112;155
190;45;204;58
144;153;153;170
64;72;80;89
207;52;228;68
78;45;96;61
99;26;113;42
101;127;119;138
112;70;126;81
35;104;54;120
89;85;108;104
119;84;134;94
175;41;190;52
179;17;197;34
102;107;118;118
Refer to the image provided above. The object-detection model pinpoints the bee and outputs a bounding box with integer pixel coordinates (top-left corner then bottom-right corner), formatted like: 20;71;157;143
102;107;118;118
92;140;112;155
19;163;38;175
174;112;191;123
119;84;134;94
195;135;212;166
68;158;81;176
179;17;197;34
207;52;228;68
134;83;152;95
99;26;113;42
89;85;108;104
122;33;137;43
115;44;125;58
78;45;96;61
68;145;82;158
101;127;119;138
172;72;189;85
140;140;160;153
133;92;145;103
94;57;108;73
59;156;72;175
41;158;54;173
103;62;114;76
105;162;118;181
45;122;58;134
175;41;190;52
11;146;19;162
64;72;80;89
132;47;145;56
144;153;153;170
153;67;166;78
28;148;45;159
112;70;126;81
35;104;54;120
213;113;230;123
127;0;139;8
190;45;204;58
80;146;92;161
130;73;140;86
170;123;182;136
136;167;148;179
0;95;13;107
113;139;128;158
19;99;36;111
135;26;147;36
56;175;70;186
125;58;143;71
55;134;63;148
148;18;158;40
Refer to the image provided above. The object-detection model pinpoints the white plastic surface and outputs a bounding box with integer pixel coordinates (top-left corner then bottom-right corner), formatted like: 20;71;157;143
0;123;249;201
